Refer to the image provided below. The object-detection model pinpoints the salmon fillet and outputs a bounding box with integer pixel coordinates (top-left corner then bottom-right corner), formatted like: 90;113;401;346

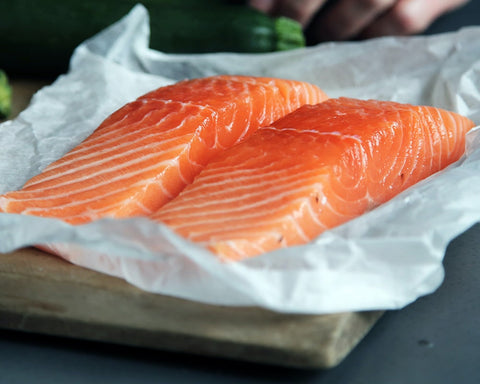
0;75;327;224
152;97;475;261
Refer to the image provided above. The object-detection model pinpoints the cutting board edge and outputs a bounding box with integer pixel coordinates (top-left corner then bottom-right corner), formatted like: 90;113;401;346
0;247;383;369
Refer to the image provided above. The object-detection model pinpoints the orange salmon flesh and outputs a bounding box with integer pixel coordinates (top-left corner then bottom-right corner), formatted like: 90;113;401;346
0;75;327;224
0;77;474;262
151;97;475;261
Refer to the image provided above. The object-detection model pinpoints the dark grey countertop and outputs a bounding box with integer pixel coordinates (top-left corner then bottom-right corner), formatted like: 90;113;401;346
1;2;479;383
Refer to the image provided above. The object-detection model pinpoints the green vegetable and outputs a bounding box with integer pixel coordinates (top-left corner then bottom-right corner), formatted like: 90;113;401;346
0;70;12;119
0;0;305;77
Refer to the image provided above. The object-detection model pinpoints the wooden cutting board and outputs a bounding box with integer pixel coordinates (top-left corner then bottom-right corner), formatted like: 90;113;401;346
0;80;383;369
0;248;382;368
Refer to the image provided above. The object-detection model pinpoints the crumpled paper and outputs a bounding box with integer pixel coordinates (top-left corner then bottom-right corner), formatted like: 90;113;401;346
1;5;480;314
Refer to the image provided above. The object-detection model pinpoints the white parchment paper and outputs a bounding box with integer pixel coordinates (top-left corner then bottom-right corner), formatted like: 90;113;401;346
1;5;480;314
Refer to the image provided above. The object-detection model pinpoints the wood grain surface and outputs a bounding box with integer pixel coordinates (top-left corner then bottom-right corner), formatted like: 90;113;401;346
0;248;382;368
0;80;383;368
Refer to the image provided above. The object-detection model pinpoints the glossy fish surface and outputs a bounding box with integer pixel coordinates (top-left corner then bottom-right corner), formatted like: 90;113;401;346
152;97;475;261
0;75;327;224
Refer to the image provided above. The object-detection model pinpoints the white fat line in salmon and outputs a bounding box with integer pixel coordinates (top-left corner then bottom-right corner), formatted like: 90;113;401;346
10;154;185;206
214;241;266;259
171;158;308;195
165;194;339;236
25;134;195;189
52;189;159;221
160;167;322;213
28;104;213;180
22;143;190;193
161;181;326;223
265;127;365;144
21;175;172;220
184;199;326;244
69;100;211;153
235;98;256;144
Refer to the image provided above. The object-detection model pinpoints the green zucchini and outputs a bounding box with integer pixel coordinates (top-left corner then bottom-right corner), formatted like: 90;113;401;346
0;70;12;120
0;0;305;77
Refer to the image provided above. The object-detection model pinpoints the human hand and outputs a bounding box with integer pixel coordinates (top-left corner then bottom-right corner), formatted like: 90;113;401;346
249;0;470;43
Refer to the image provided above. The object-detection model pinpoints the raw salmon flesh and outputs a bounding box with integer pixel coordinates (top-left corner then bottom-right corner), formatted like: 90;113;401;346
0;75;327;224
152;97;475;260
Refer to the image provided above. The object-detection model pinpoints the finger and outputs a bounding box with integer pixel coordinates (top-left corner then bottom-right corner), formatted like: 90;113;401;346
273;0;329;27
310;0;397;41
249;0;277;13
361;0;470;38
